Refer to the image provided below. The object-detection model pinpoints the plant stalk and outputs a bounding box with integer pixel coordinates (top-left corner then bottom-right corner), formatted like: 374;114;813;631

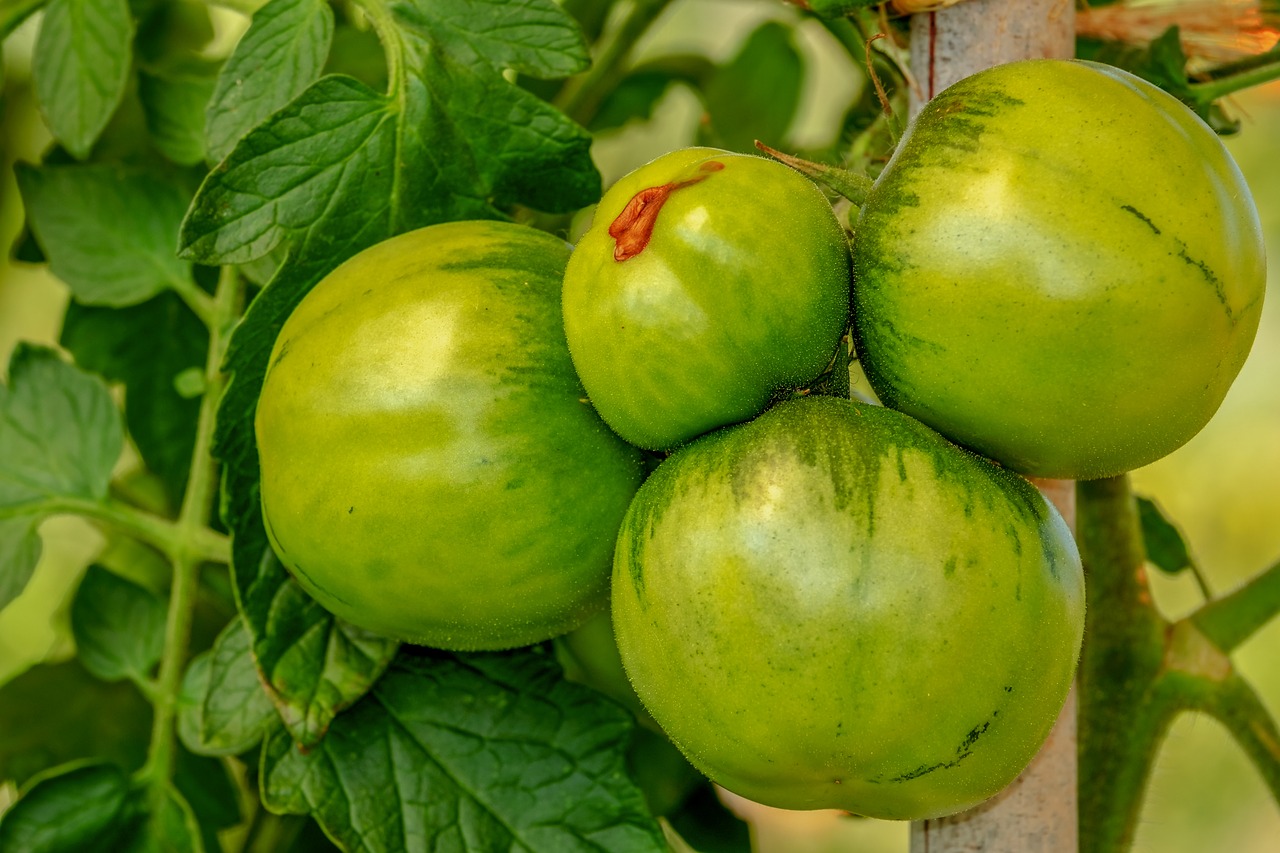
140;266;241;792
1191;557;1280;654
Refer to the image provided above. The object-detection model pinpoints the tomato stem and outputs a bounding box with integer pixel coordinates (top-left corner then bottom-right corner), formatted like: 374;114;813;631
1076;475;1171;852
1189;55;1280;106
141;265;242;791
754;141;874;206
1190;556;1280;654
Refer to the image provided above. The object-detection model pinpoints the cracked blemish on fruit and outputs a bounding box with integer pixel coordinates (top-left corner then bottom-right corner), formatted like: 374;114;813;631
609;160;725;262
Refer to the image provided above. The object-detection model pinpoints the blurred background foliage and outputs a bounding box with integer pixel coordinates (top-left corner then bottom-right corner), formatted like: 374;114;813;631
0;1;1277;850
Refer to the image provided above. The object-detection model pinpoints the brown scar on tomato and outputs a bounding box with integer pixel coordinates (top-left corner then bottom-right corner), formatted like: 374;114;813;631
609;160;725;262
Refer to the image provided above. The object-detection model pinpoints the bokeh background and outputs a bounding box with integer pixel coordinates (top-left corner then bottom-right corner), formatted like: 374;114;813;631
1;1;1277;851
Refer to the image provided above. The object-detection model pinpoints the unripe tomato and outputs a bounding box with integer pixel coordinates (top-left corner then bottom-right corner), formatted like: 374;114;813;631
852;59;1266;480
612;395;1084;820
563;148;852;450
255;221;645;650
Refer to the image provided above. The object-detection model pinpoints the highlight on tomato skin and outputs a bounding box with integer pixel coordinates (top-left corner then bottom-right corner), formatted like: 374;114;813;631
611;395;1086;822
562;146;853;452
254;220;647;652
850;58;1267;481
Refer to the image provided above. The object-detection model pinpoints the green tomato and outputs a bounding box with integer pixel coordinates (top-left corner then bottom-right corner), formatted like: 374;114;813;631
255;221;645;650
852;59;1266;480
612;395;1084;820
563;148;852;450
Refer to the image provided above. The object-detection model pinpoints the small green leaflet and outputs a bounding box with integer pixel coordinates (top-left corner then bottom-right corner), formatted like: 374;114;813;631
178;617;279;757
0;345;122;610
32;0;133;159
70;565;167;684
204;0;334;164
260;650;667;853
1136;495;1196;576
16;164;195;308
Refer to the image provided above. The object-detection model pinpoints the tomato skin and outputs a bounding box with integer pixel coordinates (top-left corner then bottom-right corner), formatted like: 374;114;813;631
852;60;1265;480
612;395;1084;820
255;221;645;650
563;148;851;451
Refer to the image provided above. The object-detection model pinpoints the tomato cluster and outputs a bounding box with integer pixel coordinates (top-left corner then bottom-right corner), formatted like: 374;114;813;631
254;59;1264;820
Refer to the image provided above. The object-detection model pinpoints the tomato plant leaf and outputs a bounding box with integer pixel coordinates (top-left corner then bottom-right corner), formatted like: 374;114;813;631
138;69;217;166
70;565;167;683
15;164;195;308
397;0;589;77
699;21;803;154
260;650;668;853
1136;495;1196;576
179;0;598;266
204;0;334;164
0;345;122;610
178;617;279;756
31;0;134;159
61;295;207;510
0;661;152;786
0;760;132;852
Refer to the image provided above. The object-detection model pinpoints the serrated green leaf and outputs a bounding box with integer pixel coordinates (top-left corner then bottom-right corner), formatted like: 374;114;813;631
261;650;667;853
0;345;122;609
70;565;166;682
32;0;134;159
177;617;278;756
16;164;194;307
0;661;152;786
398;0;588;77
700;21;803;154
61;294;207;508
205;0;334;164
0;760;131;853
1136;495;1196;576
138;69;217;166
179;0;598;265
242;543;401;746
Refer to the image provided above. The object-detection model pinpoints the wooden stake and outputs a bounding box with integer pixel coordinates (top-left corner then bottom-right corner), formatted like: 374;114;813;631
906;2;1078;851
